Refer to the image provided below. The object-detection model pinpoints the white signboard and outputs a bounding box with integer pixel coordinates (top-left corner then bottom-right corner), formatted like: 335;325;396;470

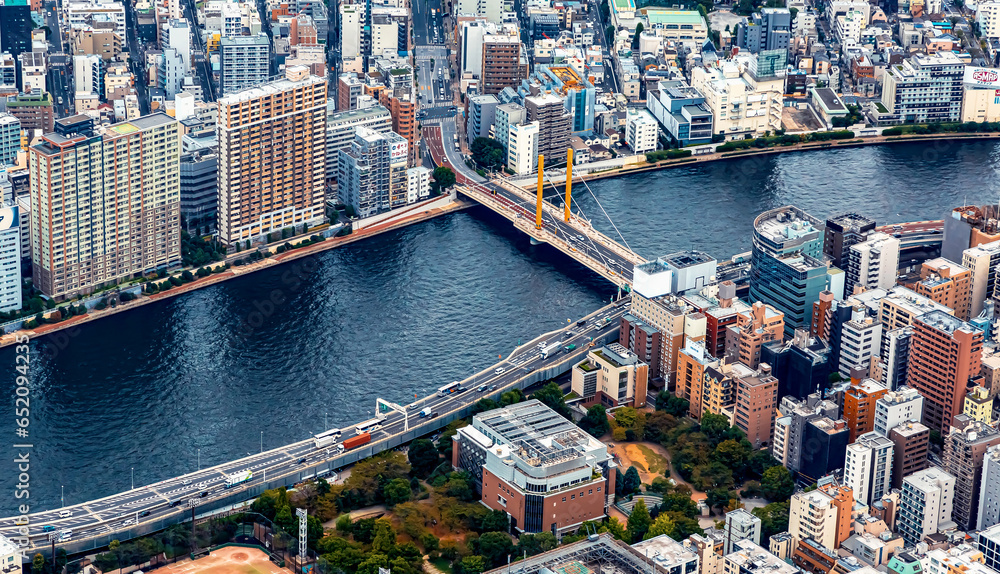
390;141;408;161
0;207;18;232
965;67;1000;88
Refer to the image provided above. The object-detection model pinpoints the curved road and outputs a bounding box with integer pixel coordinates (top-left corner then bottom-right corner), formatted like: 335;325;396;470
0;299;631;552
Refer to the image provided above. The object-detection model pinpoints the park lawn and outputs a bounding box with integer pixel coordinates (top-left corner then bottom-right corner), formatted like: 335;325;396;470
635;444;668;475
431;557;454;574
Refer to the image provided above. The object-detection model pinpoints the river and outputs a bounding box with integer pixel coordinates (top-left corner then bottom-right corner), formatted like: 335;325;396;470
3;139;999;515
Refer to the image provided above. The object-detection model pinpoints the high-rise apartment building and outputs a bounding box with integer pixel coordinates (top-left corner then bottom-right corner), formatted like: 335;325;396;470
845;232;900;294
889;421;929;489
843;431;894;506
216;68;327;246
750;206;829;335
965;386;994;424
29;114;182;299
220;34;270;95
772;393;840;473
525;94;571;167
179;148;218;234
824;213;876;270
838;313;883;377
506;121;539;175
943;415;1000;530
761;329;832;400
962;240;1000;318
874;386;924;437
723;509;762;554
620;313;662;379
336;73;364;111
880;327;913;390
848;285;953;331
897;467;956;546
788;482;853;548
467;94;499;144
481;31;528;94
626;292;706;389
338;126;408;218
907;310;983;432
0;114;20;167
732;362;779;448
570;344;649;408
913;258;973;320
325;104;392;184
844;377;888;441
676;338;715;417
724;301;784;368
0;204;20;313
881;52;965;124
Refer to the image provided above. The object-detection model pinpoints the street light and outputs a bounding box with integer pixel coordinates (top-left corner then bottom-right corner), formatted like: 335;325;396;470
260;431;263;454
197;449;201;471
61;486;64;508
131;467;134;491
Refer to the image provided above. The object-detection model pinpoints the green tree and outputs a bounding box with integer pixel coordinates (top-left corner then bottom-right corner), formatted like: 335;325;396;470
760;466;794;501
600;516;628;540
460;555;488;574
644;513;676;540
357;553;390;574
500;388;524;406
469;137;506;171
579;404;611;437
706;488;731;513
627;499;652;542
631;22;644;49
383;478;412;506
655;391;689;415
660;493;699;518
712;439;752;478
432;166;456;195
474;531;515;567
372;518;396;554
617;466;641;495
533;382;572;418
605;24;616;45
408;438;441;477
481;509;510;533
31;553;44;574
753;501;790;539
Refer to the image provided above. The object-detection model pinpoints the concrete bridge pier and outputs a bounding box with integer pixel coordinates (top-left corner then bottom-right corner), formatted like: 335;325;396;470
529;237;546;246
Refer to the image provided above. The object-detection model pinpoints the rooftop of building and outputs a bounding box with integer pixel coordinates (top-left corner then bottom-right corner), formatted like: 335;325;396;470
904;466;955;491
916;309;977;336
725;539;798;574
632;535;698;567
947;417;1000;443
849;378;886;396
592;343;644;369
662;250;715;269
850;285;952;318
852;431;894;449
754;205;824;246
218;70;324;106
473;400;606;470
482;533;676;574
810;417;847;435
642;8;706;26
889;420;928;437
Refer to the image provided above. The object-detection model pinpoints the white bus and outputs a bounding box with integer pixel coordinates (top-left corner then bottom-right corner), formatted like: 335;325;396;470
356;417;383;433
225;469;253;488
313;428;342;448
438;381;462;396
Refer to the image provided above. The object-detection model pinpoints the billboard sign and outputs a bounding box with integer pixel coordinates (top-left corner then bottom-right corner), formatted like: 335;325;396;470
0;207;18;231
965;67;1000;88
390;140;408;161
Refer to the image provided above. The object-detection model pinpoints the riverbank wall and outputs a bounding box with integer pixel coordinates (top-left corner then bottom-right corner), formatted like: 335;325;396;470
0;196;474;349
511;132;1000;187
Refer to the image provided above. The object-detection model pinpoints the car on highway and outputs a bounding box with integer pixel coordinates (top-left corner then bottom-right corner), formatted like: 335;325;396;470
59;530;72;542
477;385;486;392
494;367;505;375
199;491;208;498
140;510;151;517
430;412;439;418
123;519;135;526
182;479;191;485
297;457;307;464
489;385;496;391
42;525;54;532
58;510;72;518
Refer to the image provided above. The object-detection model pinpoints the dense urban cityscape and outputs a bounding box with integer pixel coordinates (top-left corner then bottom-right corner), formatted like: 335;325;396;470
2;0;1000;570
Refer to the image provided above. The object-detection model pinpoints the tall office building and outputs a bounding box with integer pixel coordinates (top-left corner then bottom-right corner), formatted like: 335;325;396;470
338;126;408;218
838;313;883;378
216;67;327;246
736;8;792;52
220;34;270;95
723;301;784;369
824;213;875;270
750;206;830;335
733;362;779;448
467;94;499;144
525;94;572;166
179;148;218;234
880;327;913;390
907;310;983;432
897;467;956;546
843;377;888;442
29;114;182;299
0;0;30;59
843;431;894;506
943;416;1000;530
978;444;1000;530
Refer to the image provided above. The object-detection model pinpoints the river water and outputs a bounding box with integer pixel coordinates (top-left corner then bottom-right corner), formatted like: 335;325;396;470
3;140;1000;515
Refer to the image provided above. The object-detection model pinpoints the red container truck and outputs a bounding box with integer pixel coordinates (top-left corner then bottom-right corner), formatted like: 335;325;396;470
339;432;372;451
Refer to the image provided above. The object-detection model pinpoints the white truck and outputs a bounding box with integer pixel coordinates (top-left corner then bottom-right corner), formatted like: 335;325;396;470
225;469;253;488
540;343;561;359
419;407;432;417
